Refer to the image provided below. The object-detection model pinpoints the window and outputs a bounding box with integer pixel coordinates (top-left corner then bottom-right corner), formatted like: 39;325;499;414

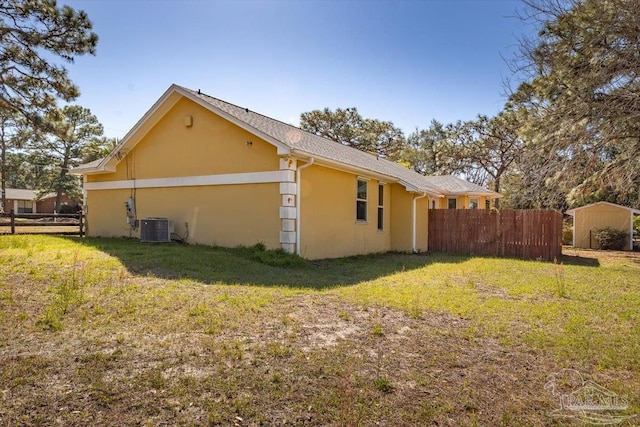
377;184;384;231
356;179;367;222
430;199;436;209
17;200;33;214
447;197;457;209
469;198;479;209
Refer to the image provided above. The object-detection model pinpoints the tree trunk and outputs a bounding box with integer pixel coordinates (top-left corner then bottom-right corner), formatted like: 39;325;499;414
493;176;501;209
1;126;6;214
56;152;70;213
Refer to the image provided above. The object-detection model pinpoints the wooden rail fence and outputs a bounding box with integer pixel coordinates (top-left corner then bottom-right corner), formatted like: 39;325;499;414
428;209;562;261
0;210;84;236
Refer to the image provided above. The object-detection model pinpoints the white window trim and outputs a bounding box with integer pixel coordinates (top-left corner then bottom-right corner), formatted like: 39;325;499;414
469;197;479;209
356;179;368;223
377;183;384;231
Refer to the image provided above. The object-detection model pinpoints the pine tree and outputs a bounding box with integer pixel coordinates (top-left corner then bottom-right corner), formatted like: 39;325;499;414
0;0;98;120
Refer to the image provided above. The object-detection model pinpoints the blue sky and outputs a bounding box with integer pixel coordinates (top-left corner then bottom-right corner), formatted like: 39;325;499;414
62;0;530;139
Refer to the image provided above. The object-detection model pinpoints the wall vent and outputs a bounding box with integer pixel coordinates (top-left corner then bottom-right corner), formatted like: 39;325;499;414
140;218;173;242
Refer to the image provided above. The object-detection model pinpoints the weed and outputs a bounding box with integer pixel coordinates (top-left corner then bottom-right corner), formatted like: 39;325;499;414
37;306;63;331
371;323;384;337
373;376;393;393
554;259;568;298
0;290;13;302
266;342;292;358
338;310;350;321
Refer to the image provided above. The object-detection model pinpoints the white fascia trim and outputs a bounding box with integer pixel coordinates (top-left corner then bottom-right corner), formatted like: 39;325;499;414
84;170;290;191
174;86;292;156
289;150;442;197
82;86;183;175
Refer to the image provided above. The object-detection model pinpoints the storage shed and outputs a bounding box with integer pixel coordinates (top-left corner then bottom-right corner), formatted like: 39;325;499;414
566;202;640;251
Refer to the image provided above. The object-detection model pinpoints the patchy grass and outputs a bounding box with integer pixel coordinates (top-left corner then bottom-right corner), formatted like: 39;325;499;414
0;235;639;425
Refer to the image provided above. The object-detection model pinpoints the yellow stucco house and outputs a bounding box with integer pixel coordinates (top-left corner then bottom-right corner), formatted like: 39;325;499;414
72;84;499;259
567;201;640;251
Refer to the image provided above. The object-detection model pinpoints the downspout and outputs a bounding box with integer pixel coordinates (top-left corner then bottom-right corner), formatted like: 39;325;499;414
412;192;427;253
296;158;314;256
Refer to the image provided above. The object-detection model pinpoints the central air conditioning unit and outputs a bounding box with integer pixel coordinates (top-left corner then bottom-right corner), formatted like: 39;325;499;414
140;218;174;242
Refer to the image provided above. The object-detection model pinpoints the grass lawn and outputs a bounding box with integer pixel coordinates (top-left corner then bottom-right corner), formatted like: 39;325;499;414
0;235;638;426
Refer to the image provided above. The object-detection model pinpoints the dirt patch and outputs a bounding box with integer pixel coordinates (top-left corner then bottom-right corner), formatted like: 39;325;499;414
0;291;573;426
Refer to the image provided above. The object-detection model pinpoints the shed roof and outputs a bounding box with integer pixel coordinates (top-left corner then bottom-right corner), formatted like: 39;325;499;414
566;201;640;215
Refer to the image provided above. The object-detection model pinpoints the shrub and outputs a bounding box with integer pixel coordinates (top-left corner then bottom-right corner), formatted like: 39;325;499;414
593;227;628;250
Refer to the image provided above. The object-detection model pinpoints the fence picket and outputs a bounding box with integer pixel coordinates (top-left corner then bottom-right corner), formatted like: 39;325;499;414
428;209;562;261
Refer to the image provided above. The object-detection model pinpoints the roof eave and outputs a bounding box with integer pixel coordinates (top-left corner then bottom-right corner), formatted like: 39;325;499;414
289;150;442;197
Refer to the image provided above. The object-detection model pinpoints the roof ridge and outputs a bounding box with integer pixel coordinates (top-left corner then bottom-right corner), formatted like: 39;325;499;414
185;86;402;164
188;86;312;136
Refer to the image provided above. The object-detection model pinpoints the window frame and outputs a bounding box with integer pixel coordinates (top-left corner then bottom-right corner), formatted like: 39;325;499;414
17;200;33;214
356;179;368;222
377;183;384;231
447;197;458;210
469;198;479;209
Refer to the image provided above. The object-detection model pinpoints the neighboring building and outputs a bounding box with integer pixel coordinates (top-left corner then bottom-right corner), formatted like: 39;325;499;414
423;175;498;210
567;201;640;251
1;189;75;214
72;84;500;259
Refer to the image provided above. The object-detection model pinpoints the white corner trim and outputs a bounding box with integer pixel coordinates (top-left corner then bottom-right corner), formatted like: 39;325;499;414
84;170;289;191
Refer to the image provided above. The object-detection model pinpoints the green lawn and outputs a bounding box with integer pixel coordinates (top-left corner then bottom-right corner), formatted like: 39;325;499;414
1;235;638;426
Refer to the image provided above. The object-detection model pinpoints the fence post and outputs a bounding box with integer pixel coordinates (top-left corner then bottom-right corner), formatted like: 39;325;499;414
79;211;84;237
10;209;15;234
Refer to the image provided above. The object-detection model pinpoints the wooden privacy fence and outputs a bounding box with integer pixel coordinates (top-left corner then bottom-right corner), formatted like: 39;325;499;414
428;209;562;261
0;210;84;236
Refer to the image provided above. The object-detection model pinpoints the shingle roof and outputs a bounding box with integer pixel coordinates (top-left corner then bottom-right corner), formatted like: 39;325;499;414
180;86;445;194
4;189;37;200
73;84;500;198
2;189;57;200
566;201;640;215
422;175;498;196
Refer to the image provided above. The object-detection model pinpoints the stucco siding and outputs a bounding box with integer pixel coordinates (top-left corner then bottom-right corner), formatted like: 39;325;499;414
389;184;429;252
574;204;631;249
86;183;280;248
298;165;391;259
87;97;279;184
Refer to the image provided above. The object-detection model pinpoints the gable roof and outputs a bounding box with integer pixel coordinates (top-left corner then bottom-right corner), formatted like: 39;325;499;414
72;84;500;198
4;189;37;200
566;201;640;215
3;189;57;201
422;175;498;197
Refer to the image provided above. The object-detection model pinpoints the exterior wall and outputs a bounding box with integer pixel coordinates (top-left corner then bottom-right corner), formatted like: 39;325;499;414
431;195;488;209
36;195;74;213
86;183;280;248
84;97;282;249
3;199;36;213
86;97;279;184
298;165;392;259
390;184;428;252
574;204;632;249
